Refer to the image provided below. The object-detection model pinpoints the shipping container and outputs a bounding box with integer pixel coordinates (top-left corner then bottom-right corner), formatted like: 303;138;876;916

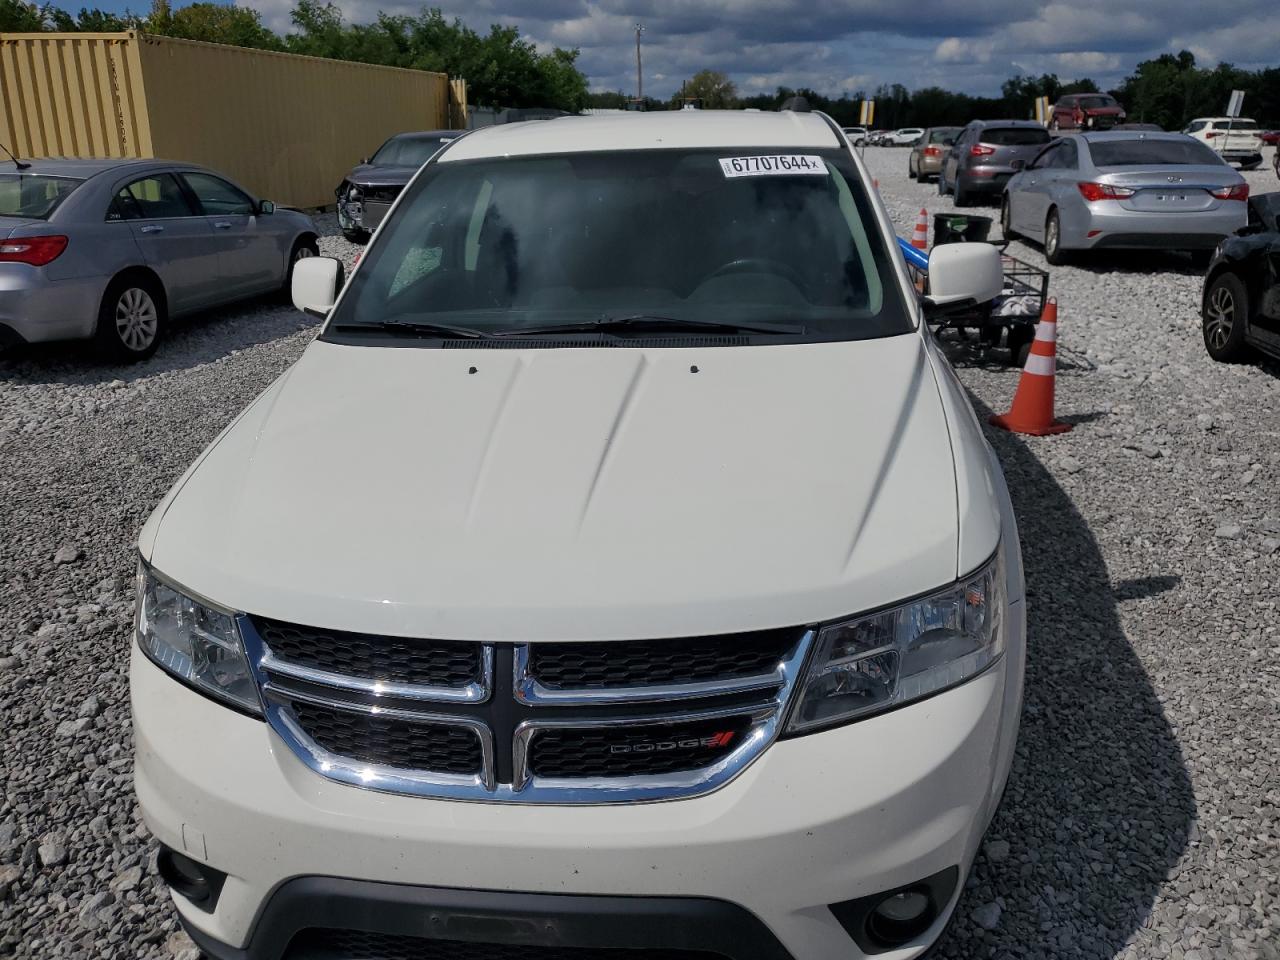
0;31;457;207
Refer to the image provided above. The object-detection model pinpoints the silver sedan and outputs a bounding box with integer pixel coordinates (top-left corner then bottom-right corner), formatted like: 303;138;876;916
0;158;318;361
1000;132;1249;265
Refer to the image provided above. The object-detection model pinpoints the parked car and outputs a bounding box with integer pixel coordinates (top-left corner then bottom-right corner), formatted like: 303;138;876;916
909;126;962;181
133;110;1024;960
866;129;890;145
886;127;925;146
335;130;458;243
1182;118;1264;170
1258;130;1280;146
1048;93;1126;131
0;158;316;361
842;125;868;145
1001;132;1248;265
1201;191;1280;363
939;120;1052;206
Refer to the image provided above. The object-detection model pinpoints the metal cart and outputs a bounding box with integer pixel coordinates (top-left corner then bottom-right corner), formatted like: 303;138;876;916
898;237;1050;366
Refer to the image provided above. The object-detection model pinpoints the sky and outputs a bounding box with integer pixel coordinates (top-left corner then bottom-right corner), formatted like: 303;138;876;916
86;0;1280;99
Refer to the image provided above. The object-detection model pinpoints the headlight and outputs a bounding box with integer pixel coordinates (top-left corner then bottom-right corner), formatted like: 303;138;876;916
786;550;1005;734
135;561;261;715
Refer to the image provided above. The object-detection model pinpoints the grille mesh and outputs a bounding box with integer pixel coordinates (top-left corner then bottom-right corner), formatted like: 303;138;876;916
529;630;795;690
528;717;751;778
289;700;482;775
255;618;482;689
285;929;726;960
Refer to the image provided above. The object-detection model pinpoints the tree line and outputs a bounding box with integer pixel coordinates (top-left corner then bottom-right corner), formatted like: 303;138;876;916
4;0;1276;129
591;54;1280;130
0;0;590;111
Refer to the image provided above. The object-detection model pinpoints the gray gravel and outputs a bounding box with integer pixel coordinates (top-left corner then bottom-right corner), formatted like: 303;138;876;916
2;157;1278;960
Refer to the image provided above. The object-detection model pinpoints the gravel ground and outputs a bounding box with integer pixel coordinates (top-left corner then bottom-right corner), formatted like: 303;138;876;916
2;157;1278;960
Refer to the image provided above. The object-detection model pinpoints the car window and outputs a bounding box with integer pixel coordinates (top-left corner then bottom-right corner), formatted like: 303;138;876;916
1030;143;1059;169
0;173;83;219
980;127;1052;146
111;174;194;220
928;129;957;144
1089;138;1226;167
326;148;912;345
1057;140;1079;169
1078;96;1118;110
371;136;453;167
182;173;255;216
1211;120;1257;130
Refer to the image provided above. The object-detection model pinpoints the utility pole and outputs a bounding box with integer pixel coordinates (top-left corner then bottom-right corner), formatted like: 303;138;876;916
635;23;644;102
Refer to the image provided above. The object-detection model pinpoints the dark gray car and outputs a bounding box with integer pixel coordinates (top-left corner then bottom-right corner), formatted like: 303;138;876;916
939;120;1052;207
0;158;317;361
335;130;457;243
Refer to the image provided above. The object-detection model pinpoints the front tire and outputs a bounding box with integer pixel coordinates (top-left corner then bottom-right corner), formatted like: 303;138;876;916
908;157;917;180
283;237;320;296
938;173;950;196
93;276;164;362
1202;272;1252;363
1043;209;1069;266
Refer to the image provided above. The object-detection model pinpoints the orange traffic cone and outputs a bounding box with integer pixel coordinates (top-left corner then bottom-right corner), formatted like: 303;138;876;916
910;209;929;250
990;300;1073;436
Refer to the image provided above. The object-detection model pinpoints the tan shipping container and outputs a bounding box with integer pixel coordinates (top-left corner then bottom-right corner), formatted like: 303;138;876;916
0;31;455;207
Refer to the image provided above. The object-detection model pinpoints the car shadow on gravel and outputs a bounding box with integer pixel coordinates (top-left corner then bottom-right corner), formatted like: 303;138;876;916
0;299;320;387
931;390;1196;959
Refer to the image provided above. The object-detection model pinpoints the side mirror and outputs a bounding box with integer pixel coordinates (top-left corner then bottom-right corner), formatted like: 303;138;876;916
924;243;1003;316
292;256;344;317
1010;159;1026;172
258;200;275;215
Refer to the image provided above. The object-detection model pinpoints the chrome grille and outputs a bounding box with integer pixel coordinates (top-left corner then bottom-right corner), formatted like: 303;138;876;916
240;618;813;804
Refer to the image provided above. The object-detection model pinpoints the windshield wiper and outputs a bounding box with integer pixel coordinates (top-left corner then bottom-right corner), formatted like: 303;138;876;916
492;315;803;338
330;319;490;339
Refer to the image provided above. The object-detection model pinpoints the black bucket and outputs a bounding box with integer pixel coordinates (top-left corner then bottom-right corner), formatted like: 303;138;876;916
932;213;992;245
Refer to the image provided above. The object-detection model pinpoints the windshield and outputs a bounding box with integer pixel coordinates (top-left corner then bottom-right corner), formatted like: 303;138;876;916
1079;96;1119;110
1211;120;1258;131
371;136;453;167
0;173;83;219
325;147;912;345
1091;138;1225;167
928;129;959;143
981;127;1052;146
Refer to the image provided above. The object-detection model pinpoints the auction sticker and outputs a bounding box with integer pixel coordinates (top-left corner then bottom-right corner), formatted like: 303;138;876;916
719;155;828;177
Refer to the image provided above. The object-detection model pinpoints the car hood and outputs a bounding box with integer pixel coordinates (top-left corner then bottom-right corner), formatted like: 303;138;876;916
344;164;417;188
146;335;962;642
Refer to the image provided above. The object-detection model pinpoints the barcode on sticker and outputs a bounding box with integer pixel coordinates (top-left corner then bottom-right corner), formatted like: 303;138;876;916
719;155;828;177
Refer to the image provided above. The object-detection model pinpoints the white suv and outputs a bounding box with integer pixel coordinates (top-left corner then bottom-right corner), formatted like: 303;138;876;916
1183;117;1264;169
887;127;925;146
131;111;1026;960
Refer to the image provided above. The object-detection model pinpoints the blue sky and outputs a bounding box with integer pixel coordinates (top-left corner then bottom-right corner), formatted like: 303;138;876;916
82;0;1280;98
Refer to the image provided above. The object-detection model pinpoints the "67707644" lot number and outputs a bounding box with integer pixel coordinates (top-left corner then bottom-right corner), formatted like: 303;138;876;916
719;155;828;178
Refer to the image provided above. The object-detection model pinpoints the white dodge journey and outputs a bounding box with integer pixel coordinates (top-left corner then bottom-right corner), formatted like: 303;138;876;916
132;110;1025;960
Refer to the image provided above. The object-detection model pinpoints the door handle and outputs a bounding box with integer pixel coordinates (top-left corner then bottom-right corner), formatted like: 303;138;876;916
140;224;164;234
214;221;232;229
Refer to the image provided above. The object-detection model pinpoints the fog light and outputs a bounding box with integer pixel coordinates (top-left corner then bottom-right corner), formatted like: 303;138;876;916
156;845;226;913
866;889;934;944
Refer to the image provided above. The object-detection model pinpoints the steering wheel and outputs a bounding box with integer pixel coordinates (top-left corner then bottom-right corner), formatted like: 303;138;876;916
701;257;806;289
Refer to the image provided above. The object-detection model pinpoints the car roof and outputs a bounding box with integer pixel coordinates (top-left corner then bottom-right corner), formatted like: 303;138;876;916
970;119;1046;128
390;130;456;141
1080;131;1193;143
1192;117;1256;123
1;157;208;179
443;110;841;161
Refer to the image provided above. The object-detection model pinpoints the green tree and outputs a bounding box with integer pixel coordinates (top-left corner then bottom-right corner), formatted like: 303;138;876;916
150;2;282;49
0;0;45;30
675;70;737;109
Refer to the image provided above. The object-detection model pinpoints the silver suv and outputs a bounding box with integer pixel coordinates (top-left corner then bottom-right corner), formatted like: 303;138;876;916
939;120;1052;207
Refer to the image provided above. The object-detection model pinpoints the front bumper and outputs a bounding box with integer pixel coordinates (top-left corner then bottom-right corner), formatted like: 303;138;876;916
133;593;1024;960
0;265;103;344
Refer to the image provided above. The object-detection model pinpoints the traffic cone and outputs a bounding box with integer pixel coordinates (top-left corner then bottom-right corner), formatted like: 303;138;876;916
910;208;929;250
989;300;1073;436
